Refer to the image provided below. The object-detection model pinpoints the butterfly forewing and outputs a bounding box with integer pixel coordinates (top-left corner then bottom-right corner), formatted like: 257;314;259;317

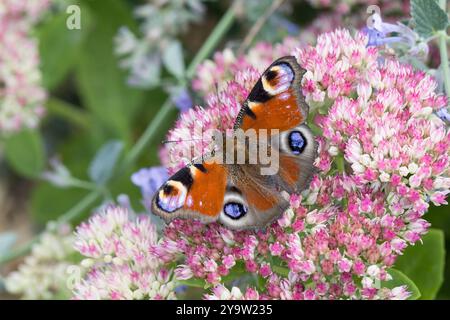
234;56;309;133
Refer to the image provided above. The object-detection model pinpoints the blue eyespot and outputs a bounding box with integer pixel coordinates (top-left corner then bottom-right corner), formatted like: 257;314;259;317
157;195;178;213
288;131;306;155
156;183;186;213
223;202;248;219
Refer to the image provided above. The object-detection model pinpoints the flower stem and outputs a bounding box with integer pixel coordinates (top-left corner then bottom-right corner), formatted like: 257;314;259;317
0;3;239;267
58;189;103;224
438;1;450;99
121;100;173;170
0;190;101;265
67;178;98;191
46;97;91;129
336;155;346;174
237;0;286;56
185;1;239;80
123;2;238;169
438;31;450;99
0;239;38;266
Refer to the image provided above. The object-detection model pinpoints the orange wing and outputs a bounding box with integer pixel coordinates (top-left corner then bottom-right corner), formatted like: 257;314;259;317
152;162;227;223
234;56;308;133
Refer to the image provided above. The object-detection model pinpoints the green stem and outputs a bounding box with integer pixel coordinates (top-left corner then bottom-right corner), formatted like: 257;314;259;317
237;0;285;55
123;2;238;169
438;30;450;99
0;239;39;266
0;190;101;265
185;1;238;80
121;100;173;170
58;190;103;224
336;155;346;174
438;1;450;99
46;97;91;129
66;178;98;191
0;2;238;267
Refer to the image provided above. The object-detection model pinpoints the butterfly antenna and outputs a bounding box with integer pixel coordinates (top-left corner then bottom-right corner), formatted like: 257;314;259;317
162;138;206;144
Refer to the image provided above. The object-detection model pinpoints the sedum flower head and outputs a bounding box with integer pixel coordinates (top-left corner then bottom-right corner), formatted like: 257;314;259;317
151;29;449;300
72;206;176;300
0;0;49;133
192;38;298;97
298;29;449;211
4;223;76;300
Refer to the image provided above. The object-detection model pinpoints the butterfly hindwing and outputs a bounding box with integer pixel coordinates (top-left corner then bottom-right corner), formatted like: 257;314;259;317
218;173;289;230
276;124;317;193
219;124;317;230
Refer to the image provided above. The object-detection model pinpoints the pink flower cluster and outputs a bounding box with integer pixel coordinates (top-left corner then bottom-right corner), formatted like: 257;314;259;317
192;37;299;97
0;0;49;133
153;29;449;300
296;30;449;211
72;206;176;300
154;175;415;299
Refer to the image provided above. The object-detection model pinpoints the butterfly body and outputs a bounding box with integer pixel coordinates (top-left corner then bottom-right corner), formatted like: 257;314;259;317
152;56;317;230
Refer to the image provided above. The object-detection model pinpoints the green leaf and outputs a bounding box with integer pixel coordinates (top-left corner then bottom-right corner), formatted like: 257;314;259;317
46;98;92;130
272;265;289;277
177;279;206;288
383;269;421;300
37;10;90;90
162;40;185;80
76;0;145;139
411;0;449;38
88;140;123;185
426;205;450;239
31;182;90;224
395;229;445;299
221;261;247;284
4;129;46;178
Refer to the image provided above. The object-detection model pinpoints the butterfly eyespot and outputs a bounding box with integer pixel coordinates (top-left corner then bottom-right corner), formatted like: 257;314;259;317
265;69;278;81
223;202;248;220
163;184;174;195
156;181;187;213
288;130;306;155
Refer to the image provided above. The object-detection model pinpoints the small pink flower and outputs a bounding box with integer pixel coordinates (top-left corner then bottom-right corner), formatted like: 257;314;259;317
222;255;236;269
175;265;193;280
259;264;272;278
337;258;353;273
269;242;284;256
